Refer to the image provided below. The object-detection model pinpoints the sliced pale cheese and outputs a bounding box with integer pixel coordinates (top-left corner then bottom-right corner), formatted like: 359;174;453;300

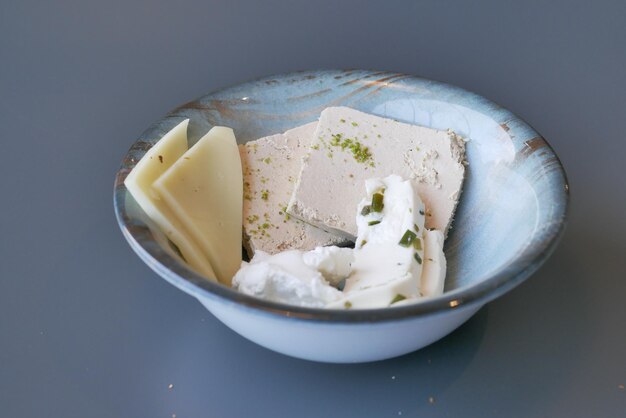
239;123;345;256
288;106;466;239
153;126;243;286
123;119;217;280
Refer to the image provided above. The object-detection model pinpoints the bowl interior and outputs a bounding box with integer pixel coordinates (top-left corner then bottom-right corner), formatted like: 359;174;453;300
115;69;568;317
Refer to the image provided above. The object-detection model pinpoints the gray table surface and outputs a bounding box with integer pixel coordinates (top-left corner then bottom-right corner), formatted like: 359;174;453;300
2;1;625;417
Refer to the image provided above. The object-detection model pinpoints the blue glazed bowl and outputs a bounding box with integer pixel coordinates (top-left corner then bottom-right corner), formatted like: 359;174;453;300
114;70;568;362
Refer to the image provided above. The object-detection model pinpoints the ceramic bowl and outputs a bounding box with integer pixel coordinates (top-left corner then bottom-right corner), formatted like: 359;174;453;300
113;69;568;363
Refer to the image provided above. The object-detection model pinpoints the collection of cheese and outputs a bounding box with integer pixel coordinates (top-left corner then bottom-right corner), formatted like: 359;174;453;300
125;107;466;309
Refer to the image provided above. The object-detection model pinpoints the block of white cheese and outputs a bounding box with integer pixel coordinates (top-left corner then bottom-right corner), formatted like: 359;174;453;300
288;107;466;239
239;122;345;256
232;249;348;308
327;175;430;309
153;126;243;286
123;119;217;280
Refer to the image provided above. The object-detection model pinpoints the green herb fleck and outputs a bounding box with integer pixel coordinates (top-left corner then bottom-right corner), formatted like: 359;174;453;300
344;301;352;309
413;238;422;251
398;229;418;247
263;157;271;164
360;239;367;247
414;223;419;232
311;144;320;150
377;134;381;138
261;223;270;229
351;121;358;127
261;190;269;201
246;214;259;224
368;220;381;226
328;133;373;164
414;252;422;264
416;146;420;152
360;205;372;216
371;192;384;212
390;294;407;304
340;118;346;123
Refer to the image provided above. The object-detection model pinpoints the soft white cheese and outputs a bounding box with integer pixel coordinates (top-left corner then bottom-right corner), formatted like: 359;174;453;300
329;175;426;309
240;123;345;256
288;107;466;239
302;246;353;287
233;250;344;308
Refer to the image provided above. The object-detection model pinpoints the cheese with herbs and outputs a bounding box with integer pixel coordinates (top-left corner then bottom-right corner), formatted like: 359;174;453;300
328;175;427;308
288;107;466;240
240;123;345;256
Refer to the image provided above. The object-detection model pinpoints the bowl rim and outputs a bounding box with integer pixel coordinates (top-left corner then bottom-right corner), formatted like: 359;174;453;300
113;69;569;323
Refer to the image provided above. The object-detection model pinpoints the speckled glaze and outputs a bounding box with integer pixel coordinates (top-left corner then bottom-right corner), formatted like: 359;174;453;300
114;70;568;362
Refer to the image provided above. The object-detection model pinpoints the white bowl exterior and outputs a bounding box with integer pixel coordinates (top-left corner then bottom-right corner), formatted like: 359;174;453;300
197;296;481;363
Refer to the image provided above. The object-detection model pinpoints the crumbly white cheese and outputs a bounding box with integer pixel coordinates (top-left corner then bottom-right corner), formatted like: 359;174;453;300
240;123;345;256
232;250;345;308
302;246;353;287
288;107;466;239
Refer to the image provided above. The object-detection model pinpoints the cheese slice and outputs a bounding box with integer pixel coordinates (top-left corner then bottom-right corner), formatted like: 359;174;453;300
123;119;217;280
239;123;345;256
288;107;466;239
153;126;243;286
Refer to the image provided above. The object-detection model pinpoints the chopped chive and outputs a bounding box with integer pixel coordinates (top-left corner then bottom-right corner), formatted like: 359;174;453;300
414;223;419;232
413;238;422;251
368;220;381;226
390;294;407;304
351;121;358;127
398;229;417;247
344;301;352;309
340;118;346;123
360;239;367;247
414;252;422;264
360;205;372;216
371;192;384;212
